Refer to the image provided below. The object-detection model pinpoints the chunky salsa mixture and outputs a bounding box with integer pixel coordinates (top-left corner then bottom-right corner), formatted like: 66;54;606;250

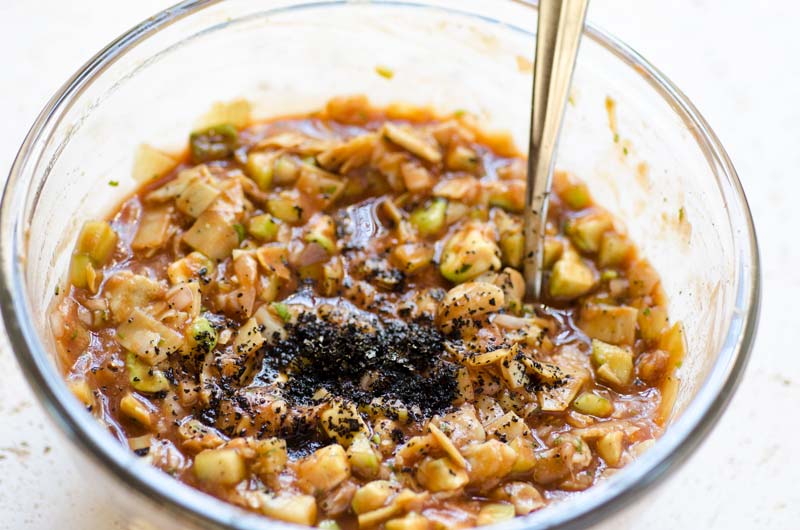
52;96;684;529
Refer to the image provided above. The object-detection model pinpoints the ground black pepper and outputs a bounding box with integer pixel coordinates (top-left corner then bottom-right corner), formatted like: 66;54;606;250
259;310;458;419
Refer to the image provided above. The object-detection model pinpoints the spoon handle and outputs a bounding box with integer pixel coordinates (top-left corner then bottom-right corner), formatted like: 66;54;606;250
523;0;589;300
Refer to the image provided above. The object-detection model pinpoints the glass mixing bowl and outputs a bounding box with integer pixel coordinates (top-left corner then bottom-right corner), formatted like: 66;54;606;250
0;1;760;529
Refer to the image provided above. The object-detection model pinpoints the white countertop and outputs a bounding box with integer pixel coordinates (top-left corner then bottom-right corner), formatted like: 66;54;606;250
1;1;797;528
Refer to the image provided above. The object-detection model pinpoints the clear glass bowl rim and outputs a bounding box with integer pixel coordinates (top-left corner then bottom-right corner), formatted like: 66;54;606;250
0;1;761;529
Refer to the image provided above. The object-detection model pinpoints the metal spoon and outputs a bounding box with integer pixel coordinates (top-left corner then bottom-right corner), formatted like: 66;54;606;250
523;0;589;300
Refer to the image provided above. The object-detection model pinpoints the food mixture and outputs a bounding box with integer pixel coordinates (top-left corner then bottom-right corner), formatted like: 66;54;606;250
52;96;684;529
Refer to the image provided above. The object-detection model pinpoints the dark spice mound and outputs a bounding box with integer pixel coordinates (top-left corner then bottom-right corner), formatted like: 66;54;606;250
260;311;458;419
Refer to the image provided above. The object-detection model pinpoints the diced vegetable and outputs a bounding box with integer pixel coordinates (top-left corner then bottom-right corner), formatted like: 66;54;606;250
320;400;369;446
232;317;266;377
463;347;509;367
360;398;410;424
297;164;346;207
579;303;638;346
176;180;220;218
596;431;624;466
69;253;99;291
357;489;424;528
638;305;669;342
391;244;434;274
476;503;515;526
182;209;240;260
487;180;525;213
250;437;288;476
627;258;660;297
532;443;574;484
67;379;94;408
103;272;165;322
382;123;442;163
247;214;279;242
194;448;246;485
297;444;351;494
167;251;214;284
116;308;185;364
462;440;516;486
437;282;504;334
498;357;528;391
347;434;381;479
566;213;613;254
273;156;299;184
440;223;501;283
485;411;527;441
429;423;467;468
660;322;687;362
410;198;447;236
317;133;378;173
401;161;435;192
186;316;218;356
132;143;176;182
147;165;209;203
655;322;687;424
554;171;591;210
305;214;336;253
499;232;524;269
197;99;252;130
352;480;394;514
538;370;585;412
260;493;317;526
270;302;291;323
591;339;634;388
75;220;118;265
598;232;632;268
245;151;276;190
325;95;372;124
416;457;469;491
445;145;480;172
491;267;524;313
318;520;341;530
267;191;304;224
119;393;153;427
126;352;169;393
132;206;172;251
232;222;246;243
490;482;545;515
189;123;238;163
549;254;595;299
636;349;670;385
572;392;613;417
385;513;431;530
434;177;479;203
542;237;564;269
255;243;292;280
509;437;537;474
127;434;152;454
601;269;619;281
